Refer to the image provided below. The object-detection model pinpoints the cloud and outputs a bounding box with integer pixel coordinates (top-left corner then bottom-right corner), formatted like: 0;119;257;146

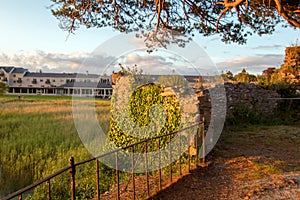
216;54;284;74
0;49;212;76
115;52;216;75
252;44;282;49
0;50;115;74
116;53;174;74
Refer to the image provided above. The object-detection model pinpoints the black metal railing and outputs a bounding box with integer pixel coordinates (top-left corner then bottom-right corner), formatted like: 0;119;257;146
3;119;205;200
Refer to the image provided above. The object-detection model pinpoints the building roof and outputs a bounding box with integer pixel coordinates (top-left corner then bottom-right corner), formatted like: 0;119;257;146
58;82;112;89
76;73;100;78
11;67;28;74
24;72;99;79
0;66;14;73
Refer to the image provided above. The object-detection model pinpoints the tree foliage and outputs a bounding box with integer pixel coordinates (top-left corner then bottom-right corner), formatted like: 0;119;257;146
234;68;257;83
221;70;234;80
0;82;8;95
50;0;300;46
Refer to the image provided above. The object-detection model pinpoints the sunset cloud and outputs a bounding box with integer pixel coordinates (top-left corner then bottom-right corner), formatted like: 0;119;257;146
252;44;283;49
216;54;284;74
0;50;286;76
0;50;115;74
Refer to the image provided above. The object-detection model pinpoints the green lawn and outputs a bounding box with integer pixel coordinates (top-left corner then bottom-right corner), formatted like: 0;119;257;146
0;95;111;198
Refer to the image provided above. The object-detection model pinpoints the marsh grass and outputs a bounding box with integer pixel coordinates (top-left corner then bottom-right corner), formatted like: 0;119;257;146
0;95;111;197
0;95;191;199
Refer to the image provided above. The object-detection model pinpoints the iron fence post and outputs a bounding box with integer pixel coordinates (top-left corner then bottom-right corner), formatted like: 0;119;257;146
179;132;182;176
47;180;51;200
188;133;191;172
69;156;76;200
96;159;100;200
196;122;199;167
145;141;150;197
116;152;120;200
131;146;136;200
201;117;206;166
169;135;172;183
158;138;162;191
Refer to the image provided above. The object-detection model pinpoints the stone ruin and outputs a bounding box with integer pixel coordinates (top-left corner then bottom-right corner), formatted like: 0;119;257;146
198;45;300;125
197;82;280;125
278;46;300;84
284;46;300;67
111;71;282;126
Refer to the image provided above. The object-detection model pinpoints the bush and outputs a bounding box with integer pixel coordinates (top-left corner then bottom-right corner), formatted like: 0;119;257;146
108;83;181;149
225;103;264;127
0;82;8;95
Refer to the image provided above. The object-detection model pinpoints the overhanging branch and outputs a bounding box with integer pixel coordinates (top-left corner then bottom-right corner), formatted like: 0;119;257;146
216;0;248;32
274;0;300;27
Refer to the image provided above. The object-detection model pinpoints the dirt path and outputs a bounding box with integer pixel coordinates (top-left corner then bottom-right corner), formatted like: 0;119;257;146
100;125;300;200
149;125;300;200
149;158;300;199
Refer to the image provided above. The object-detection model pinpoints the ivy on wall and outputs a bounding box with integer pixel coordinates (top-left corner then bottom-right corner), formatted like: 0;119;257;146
108;82;181;149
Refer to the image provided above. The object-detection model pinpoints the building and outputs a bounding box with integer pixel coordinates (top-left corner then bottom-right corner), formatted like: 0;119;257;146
1;66;209;98
0;66;113;98
0;66;28;86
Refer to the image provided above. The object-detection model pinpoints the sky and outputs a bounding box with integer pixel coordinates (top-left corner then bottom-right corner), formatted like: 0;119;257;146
0;0;299;75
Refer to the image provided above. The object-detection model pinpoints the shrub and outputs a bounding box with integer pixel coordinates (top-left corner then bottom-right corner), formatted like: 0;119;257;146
108;82;181;149
0;82;8;95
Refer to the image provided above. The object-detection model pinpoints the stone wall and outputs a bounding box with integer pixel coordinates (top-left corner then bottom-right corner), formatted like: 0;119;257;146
110;71;282;124
197;82;280;123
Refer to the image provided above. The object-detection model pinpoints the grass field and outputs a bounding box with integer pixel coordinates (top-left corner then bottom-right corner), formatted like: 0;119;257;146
0;95;111;198
1;94;299;199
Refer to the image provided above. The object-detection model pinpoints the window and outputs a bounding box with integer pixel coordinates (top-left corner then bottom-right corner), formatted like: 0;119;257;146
40;79;43;82
32;79;37;84
52;79;56;82
13;74;16;77
46;79;50;84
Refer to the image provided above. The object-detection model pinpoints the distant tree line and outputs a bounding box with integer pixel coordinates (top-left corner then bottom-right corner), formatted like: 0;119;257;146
222;65;299;87
221;68;257;83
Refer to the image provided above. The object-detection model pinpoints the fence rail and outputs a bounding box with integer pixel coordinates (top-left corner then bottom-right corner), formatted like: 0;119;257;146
3;119;205;200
